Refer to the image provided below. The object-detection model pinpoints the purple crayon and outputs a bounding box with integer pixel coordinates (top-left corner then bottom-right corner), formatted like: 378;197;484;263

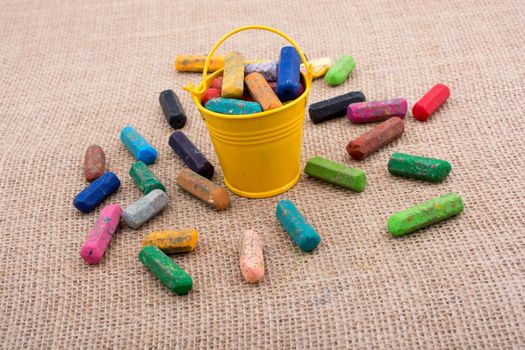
245;61;278;82
347;98;407;124
168;131;214;179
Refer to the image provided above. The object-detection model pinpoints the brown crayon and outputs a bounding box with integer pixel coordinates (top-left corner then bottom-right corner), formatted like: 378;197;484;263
84;145;106;182
176;168;229;211
346;117;405;160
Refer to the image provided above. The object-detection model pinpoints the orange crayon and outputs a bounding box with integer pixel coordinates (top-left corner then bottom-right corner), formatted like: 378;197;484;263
244;72;282;111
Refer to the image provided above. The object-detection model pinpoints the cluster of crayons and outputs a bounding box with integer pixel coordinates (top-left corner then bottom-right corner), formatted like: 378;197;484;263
73;45;465;296
175;50;356;115
75;125;233;295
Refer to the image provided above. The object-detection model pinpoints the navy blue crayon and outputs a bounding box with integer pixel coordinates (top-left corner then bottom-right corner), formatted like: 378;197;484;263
159;90;187;129
276;46;301;102
73;172;121;213
168;131;214;179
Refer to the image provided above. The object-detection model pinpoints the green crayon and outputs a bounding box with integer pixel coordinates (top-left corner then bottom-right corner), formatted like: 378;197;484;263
387;192;464;237
130;161;166;195
324;55;356;86
304;156;366;192
388;153;451;182
139;246;192;295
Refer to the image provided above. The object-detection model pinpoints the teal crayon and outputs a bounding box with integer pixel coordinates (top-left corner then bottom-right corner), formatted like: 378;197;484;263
276;199;320;252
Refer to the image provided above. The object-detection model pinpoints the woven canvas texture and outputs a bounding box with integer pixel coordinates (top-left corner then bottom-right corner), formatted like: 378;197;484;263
1;0;524;348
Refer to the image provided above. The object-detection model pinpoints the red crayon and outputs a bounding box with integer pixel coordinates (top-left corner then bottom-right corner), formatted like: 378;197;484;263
210;77;222;90
201;88;221;105
412;84;450;121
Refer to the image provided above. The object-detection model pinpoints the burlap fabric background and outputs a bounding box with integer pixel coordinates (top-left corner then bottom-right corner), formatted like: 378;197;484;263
1;0;524;348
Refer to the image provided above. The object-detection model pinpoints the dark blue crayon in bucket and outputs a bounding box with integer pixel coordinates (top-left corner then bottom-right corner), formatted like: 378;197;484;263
159;90;187;129
276;46;301;102
120;126;158;165
168;131;214;179
73;172;121;213
276;199;320;252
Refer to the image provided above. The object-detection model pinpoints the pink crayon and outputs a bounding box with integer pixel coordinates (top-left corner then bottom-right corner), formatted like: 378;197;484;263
347;98;407;124
80;204;122;264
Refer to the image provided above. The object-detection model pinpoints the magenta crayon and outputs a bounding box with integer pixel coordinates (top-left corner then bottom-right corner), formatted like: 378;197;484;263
80;204;122;264
347;98;407;124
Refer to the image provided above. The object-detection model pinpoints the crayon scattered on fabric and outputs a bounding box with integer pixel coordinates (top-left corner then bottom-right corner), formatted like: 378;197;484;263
177;168;229;211
84;145;106;182
388;153;452;182
73;172;121;213
309;91;366;124
347;98;407;124
239;229;265;283
120;125;157;165
387;192;464;236
122;189;169;229
159;90;187;129
129;161;166;195
324;55;355;86
142;228;198;254
80;204;122;264
139;245;193;295
276;199;320;252
412;84;450;121
304;156;366;192
346;117;405;160
168;131;214;179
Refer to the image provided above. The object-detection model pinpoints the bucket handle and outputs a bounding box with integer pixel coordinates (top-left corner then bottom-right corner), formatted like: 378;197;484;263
183;25;314;97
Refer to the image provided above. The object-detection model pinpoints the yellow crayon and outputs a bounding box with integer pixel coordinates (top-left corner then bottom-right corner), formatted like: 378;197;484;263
221;51;244;98
175;55;224;72
142;228;199;254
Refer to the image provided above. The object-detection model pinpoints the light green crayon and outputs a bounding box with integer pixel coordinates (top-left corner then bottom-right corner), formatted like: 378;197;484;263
387;192;464;237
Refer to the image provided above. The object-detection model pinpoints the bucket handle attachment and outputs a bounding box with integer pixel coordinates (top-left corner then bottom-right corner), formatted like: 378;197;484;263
183;25;314;97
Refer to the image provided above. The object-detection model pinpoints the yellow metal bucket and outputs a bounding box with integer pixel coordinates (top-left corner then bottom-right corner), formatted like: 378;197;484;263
184;25;313;198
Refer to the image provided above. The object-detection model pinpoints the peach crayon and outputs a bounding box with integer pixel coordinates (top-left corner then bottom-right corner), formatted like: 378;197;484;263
239;229;264;283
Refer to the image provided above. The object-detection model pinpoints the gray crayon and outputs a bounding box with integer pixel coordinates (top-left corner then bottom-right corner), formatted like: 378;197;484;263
122;189;169;229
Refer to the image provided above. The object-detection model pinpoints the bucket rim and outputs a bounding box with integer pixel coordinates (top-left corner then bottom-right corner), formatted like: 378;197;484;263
191;69;311;121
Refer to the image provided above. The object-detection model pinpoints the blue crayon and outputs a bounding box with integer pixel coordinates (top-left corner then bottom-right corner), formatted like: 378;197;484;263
120;125;158;164
276;199;320;252
205;98;262;115
276;46;301;102
73;172;121;213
